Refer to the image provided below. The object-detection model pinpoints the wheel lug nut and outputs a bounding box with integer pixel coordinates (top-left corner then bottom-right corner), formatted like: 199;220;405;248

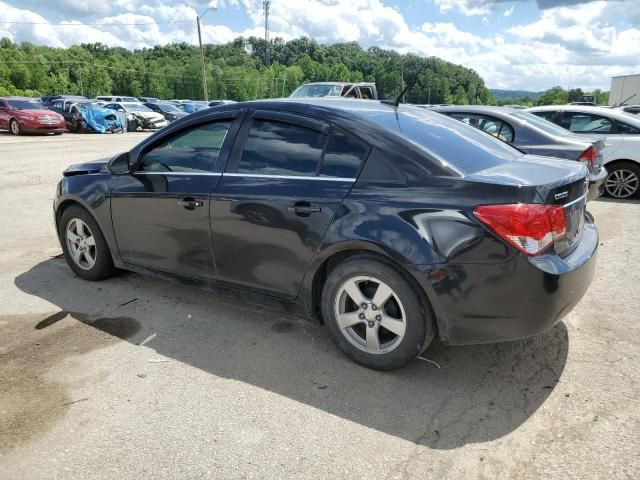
371;305;378;311
358;313;365;319
376;315;381;321
361;303;367;309
367;321;374;328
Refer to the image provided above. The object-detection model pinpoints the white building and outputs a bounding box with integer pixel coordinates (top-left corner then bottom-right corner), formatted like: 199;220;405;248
609;74;640;106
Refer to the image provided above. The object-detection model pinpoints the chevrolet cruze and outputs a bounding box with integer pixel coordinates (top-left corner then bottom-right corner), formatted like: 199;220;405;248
54;99;598;370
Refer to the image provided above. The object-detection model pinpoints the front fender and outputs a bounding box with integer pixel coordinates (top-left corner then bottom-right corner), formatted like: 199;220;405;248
54;173;122;267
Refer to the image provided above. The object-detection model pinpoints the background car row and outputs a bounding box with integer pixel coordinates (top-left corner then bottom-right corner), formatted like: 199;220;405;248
0;95;236;136
427;104;640;199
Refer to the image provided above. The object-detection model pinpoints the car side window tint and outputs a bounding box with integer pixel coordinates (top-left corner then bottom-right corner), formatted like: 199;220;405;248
319;130;368;178
140;121;231;173
238;119;325;176
616;120;640;134
560;112;614;133
449;113;514;144
531;111;556;122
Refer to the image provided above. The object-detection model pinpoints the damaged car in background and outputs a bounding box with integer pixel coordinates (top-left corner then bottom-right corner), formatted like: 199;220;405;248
103;102;168;131
49;100;124;133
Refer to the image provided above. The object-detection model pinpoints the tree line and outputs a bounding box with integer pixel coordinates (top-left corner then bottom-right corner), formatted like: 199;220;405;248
0;36;607;107
495;86;609;107
0;36;493;104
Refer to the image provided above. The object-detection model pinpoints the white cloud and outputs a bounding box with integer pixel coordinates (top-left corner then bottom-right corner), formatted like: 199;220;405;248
504;5;514;16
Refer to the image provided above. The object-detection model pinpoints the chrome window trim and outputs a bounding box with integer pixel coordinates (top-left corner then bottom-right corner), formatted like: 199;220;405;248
223;173;356;182
134;171;222;176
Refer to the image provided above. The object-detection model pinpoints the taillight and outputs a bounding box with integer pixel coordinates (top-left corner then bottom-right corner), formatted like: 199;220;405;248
473;204;566;256
578;146;598;168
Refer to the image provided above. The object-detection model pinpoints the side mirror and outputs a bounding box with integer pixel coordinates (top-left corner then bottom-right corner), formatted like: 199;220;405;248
107;152;133;175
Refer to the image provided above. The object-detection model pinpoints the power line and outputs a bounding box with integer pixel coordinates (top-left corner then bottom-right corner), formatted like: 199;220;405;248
0;20;193;26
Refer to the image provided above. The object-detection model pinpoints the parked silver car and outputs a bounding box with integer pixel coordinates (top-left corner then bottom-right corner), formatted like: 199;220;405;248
433;105;606;200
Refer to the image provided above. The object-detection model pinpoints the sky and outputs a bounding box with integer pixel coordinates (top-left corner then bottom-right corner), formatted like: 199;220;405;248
0;0;639;91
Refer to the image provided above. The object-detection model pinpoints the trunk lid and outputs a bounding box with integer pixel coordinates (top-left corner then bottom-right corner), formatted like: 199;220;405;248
536;174;588;256
469;155;589;257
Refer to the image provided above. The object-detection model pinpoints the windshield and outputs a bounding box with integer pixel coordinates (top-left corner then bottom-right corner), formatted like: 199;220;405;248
366;105;522;174
7;100;45;110
157;102;181;112
121;97;138;103
510;111;572;137
290;84;343;98
126;104;153;112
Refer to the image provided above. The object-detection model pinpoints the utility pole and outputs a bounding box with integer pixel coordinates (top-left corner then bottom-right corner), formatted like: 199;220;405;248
263;1;270;66
197;3;218;102
197;16;208;101
79;67;83;96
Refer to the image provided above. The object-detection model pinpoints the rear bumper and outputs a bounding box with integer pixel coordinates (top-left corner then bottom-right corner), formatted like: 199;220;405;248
420;222;598;345
587;168;606;201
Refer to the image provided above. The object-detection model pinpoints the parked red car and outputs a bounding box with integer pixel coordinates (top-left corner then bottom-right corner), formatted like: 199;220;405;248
0;97;65;135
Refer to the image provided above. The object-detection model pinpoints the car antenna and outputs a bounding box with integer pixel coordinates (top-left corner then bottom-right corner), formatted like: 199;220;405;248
381;84;410;108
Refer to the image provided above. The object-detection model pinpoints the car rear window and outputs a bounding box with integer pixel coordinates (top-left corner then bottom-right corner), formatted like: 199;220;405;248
366;107;522;174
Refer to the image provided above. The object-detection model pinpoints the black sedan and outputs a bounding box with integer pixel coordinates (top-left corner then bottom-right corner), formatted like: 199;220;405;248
53;99;598;370
431;105;607;201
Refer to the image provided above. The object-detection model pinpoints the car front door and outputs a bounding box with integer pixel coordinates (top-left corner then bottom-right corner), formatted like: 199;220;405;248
211;110;369;299
110;112;242;281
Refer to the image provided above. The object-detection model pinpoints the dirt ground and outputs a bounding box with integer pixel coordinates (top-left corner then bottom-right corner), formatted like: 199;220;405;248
0;131;638;479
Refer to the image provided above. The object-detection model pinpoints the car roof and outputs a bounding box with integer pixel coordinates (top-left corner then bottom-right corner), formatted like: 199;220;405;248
1;96;41;101
432;105;517;114
528;104;640;124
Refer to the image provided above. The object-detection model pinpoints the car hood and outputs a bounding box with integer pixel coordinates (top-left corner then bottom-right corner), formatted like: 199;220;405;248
16;109;61;117
130;111;164;120
63;158;109;177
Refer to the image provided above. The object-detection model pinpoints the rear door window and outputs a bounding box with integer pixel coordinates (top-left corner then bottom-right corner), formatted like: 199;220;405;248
531;110;557;122
140;121;232;173
358;87;374;100
559;112;615;134
449;113;515;143
238;119;325;176
615;120;640;134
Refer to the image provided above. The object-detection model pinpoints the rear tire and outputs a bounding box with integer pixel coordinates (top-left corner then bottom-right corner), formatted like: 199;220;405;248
58;205;116;281
321;256;434;370
9;119;20;135
604;162;640;199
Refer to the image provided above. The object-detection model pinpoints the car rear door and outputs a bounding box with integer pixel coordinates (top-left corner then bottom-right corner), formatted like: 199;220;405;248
448;112;515;143
558;110;623;158
110;111;242;281
210;109;369;299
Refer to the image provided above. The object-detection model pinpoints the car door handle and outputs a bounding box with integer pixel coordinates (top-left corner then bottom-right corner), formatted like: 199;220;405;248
288;203;321;216
177;198;204;210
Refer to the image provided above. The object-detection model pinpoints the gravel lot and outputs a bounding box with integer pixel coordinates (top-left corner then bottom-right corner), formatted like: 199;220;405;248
1;131;639;480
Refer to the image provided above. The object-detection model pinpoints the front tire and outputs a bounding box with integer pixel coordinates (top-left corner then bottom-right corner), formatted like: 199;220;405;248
9;119;20;135
604;162;640;199
58;205;116;281
321;256;434;370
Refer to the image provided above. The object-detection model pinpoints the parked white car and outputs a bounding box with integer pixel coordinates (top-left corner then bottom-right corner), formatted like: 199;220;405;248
103;102;168;131
527;105;640;199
